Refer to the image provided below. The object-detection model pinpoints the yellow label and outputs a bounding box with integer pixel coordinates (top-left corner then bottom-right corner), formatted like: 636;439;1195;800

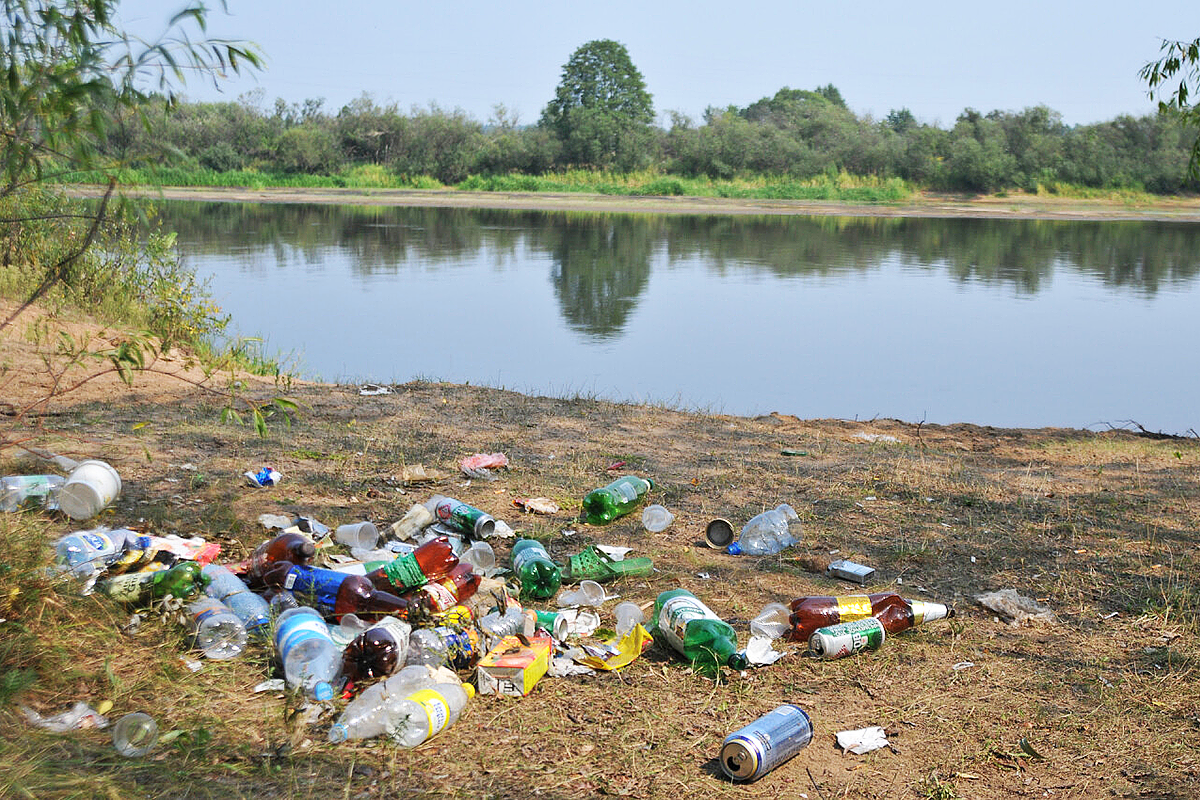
835;595;873;620
408;688;450;739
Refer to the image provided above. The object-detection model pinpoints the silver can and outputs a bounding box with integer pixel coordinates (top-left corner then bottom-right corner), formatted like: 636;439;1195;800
719;704;813;782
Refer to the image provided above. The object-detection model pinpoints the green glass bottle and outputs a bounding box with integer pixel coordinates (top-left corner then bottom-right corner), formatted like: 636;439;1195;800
96;561;211;604
651;588;747;673
581;475;653;525
510;539;561;600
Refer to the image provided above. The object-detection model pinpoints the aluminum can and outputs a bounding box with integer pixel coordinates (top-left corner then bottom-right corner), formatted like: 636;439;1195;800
719;704;813;782
808;616;886;659
433;497;496;538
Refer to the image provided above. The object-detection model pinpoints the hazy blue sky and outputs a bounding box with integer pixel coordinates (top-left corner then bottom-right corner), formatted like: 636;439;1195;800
117;1;1200;128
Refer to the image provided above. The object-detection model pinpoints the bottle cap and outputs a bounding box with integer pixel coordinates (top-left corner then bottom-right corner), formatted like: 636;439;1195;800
314;681;333;702
725;541;743;556
705;519;735;549
462;682;476;699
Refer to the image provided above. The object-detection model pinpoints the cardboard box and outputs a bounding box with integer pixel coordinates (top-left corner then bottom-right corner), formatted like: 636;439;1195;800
475;634;553;696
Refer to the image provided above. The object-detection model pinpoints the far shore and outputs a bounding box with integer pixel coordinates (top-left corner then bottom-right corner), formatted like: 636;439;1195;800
65;184;1200;222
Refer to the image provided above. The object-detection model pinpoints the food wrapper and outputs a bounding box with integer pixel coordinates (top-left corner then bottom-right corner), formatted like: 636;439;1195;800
575;624;653;671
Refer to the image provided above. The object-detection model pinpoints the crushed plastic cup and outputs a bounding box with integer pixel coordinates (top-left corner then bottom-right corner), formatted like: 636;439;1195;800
112;712;158;757
641;504;674;532
557;580;606;608
335;521;379;550
460;540;496;575
614;601;644;639
57;460;121;520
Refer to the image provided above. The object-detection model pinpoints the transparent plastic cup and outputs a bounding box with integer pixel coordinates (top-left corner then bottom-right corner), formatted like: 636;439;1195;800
460;540;496;575
641;504;674;532
614;601;644;639
335;521;379;550
557;579;606;607
112;712;158;757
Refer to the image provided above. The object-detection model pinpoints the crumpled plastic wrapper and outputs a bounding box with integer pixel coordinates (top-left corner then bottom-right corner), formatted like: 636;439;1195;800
514;497;559;515
461;453;508;481
836;725;888;755
976;589;1057;626
21;701;110;732
743;634;790;666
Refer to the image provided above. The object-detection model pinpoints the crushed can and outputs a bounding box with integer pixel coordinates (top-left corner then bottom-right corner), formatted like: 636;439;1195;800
719;704;813;782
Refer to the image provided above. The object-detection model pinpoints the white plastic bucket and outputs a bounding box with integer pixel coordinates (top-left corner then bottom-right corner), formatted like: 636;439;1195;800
57;459;121;520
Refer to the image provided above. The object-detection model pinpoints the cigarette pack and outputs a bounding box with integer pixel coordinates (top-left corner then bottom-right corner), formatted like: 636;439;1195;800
827;559;875;585
476;634;553;696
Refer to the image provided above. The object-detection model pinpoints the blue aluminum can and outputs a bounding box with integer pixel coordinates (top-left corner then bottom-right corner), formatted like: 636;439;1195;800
720;704;813;782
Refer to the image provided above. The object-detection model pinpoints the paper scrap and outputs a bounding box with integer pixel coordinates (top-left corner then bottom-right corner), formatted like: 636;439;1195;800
836;725;888;755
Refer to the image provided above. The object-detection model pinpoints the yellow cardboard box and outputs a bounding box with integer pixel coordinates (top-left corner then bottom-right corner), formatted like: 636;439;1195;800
475;633;553;696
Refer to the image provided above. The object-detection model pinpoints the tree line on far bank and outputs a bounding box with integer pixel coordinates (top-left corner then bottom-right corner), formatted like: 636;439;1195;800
97;40;1199;197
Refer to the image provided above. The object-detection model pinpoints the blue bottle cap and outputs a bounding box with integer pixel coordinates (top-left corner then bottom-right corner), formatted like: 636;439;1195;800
313;681;333;702
726;541;743;556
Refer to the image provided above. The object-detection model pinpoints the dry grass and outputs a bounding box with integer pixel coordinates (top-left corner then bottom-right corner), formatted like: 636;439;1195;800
2;378;1198;800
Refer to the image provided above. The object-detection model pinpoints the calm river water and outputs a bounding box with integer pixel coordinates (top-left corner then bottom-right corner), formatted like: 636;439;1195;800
152;201;1200;435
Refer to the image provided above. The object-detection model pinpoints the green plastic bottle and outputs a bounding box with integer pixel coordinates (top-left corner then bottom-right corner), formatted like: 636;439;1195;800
651;588;747;673
96;561;211;604
581;475;653;524
510;539;561;600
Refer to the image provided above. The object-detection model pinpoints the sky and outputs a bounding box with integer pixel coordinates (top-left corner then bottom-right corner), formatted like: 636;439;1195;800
115;1;1200;129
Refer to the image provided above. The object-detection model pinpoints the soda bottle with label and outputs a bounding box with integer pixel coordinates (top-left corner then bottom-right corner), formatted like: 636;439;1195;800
389;681;474;747
53;527;140;579
260;562;414;622
510;539;561;600
340;616;412;683
363;535;458;593
786;593;953;643
95;561;210;604
327;665;442;743
407;625;481;670
581;475;653;525
651;588;747;673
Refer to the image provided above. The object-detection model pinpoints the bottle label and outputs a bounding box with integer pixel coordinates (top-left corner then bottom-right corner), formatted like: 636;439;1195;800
80;530;113;553
381;554;428;590
909;600;949;625
835;595;873;620
100;572;154;602
366;616;410;642
512;542;551;571
439;627;479;670
277;615;330;661
419;581;458;613
407;688;451;740
282;566;344;612
658;595;721;653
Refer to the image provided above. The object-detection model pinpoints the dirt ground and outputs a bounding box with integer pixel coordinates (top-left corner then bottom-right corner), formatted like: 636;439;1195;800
2;195;1200;799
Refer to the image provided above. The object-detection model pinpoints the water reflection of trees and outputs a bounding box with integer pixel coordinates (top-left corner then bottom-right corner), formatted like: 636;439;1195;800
153;202;1200;334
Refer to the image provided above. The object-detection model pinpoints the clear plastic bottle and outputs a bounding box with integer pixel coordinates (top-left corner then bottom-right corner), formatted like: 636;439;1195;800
203;563;270;635
273;606;340;701
327;665;441;743
187;596;248;659
478;604;535;643
726;504;801;556
389;681;474;748
407;625;481;670
52;527;140;579
1;474;65;512
750;602;793;640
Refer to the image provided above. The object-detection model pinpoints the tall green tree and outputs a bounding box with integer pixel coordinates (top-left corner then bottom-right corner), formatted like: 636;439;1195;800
540;39;655;170
1141;36;1200;180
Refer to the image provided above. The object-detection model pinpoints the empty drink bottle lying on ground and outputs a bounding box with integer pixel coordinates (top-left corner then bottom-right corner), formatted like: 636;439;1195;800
510;539;561;600
363;535;458;593
725;504;802;556
95;561;209;604
581;475;653;524
651;588;748;673
260;562;415;622
273;606;340;701
328;665;472;745
786;592;954;646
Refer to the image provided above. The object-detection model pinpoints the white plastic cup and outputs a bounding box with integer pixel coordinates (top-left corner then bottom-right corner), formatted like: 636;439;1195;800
335;521;378;550
557;579;606;608
641;504;674;532
112;712;158;757
57;460;121;520
460;540;496;575
614;601;645;639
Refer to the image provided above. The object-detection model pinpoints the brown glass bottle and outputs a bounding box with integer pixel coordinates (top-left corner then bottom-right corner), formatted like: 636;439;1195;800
259;561;415;622
363;536;458;593
787;593;953;642
245;533;316;588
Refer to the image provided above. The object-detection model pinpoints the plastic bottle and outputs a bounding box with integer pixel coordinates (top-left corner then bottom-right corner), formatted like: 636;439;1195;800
52;527;140;579
245;532;316;587
726;504;801;556
510;539;561;600
750;602;792;640
389;681;474;747
340;616;412;683
363;535;458;593
202;563;270;635
260;562;415;623
273;606;340;701
407;625;481;670
95;561;210;604
327;665;442;743
1;474;65;512
478;604;535;643
400;562;481;620
581;475;653;525
187;596;248;659
786;593;954;644
651;588;747;673
425;495;496;538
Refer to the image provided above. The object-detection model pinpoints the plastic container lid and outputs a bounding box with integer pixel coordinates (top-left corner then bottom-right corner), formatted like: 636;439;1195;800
704;518;735;549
